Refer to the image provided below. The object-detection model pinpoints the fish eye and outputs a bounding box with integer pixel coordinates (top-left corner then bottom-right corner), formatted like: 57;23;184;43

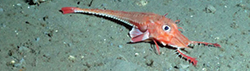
162;25;171;32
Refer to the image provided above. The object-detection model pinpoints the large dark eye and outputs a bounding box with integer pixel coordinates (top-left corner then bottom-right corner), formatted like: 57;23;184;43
162;25;171;32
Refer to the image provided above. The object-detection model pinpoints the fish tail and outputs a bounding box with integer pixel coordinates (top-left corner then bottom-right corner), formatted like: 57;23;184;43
61;7;78;14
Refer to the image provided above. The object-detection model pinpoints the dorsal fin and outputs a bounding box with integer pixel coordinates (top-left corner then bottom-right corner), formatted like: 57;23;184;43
61;7;160;27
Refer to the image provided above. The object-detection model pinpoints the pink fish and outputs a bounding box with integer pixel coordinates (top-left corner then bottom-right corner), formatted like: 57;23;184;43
61;7;221;66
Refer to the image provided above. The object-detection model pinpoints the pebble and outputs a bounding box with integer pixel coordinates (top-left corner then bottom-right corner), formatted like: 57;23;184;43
205;5;216;13
135;0;148;6
1;23;6;27
35;37;40;42
14;58;25;67
16;3;22;6
39;0;46;2
18;46;31;53
68;55;76;62
110;43;113;46
0;8;3;12
118;45;123;48
135;53;139;56
236;3;246;8
218;54;224;57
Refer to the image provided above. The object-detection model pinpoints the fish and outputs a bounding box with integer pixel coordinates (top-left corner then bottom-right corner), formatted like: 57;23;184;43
61;7;221;66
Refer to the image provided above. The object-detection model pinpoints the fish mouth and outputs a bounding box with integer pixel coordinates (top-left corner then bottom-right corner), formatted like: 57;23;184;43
169;31;190;48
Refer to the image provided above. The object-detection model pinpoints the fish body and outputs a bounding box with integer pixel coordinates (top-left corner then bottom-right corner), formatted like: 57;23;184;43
61;7;221;66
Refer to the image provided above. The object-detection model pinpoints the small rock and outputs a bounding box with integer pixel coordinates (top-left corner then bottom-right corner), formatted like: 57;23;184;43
205;5;216;13
1;23;6;27
135;0;148;6
218;54;224;57
68;55;76;62
110;43;113;46
118;45;123;48
35;37;40;42
0;8;3;12
39;0;46;2
236;3;246;8
18;46;31;53
28;0;46;5
16;3;22;6
14;58;25;67
6;60;16;66
135;53;139;56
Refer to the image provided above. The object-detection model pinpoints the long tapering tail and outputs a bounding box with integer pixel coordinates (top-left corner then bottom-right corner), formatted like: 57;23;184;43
61;7;78;14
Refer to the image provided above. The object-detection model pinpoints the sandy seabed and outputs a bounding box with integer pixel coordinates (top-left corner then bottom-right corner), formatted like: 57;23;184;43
0;0;250;71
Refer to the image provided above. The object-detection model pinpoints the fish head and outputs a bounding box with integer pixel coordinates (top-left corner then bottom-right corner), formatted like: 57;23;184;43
149;17;190;48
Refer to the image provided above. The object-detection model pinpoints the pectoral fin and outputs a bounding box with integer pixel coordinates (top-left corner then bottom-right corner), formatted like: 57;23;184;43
129;27;149;42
